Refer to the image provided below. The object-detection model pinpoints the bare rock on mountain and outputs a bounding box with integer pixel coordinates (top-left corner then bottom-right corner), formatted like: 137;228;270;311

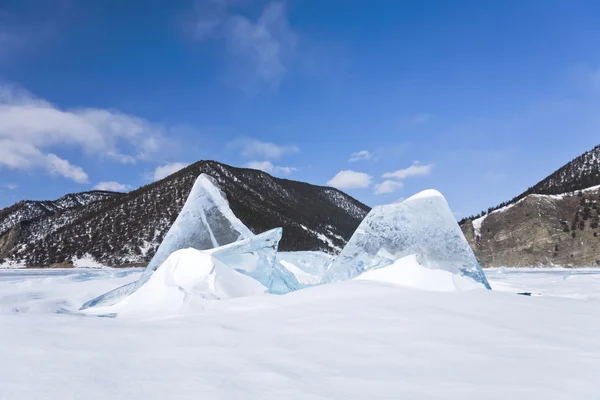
461;188;600;267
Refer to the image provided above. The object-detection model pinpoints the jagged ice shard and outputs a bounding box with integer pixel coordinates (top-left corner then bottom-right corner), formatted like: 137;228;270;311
134;174;253;290
322;189;491;289
208;228;302;294
81;174;294;311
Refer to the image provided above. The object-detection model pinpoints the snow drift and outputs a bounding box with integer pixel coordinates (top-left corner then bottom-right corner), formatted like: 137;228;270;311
355;254;485;292
82;248;267;317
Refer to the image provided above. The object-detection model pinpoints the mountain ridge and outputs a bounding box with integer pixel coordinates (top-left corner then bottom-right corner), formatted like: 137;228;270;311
0;160;370;267
460;144;600;267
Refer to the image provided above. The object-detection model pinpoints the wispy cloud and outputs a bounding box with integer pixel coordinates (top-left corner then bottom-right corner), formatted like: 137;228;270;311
93;181;132;192
381;161;434;180
153;162;190;181
246;160;296;176
231;138;299;160
0;84;171;183
189;1;297;90
374;179;404;195
348;150;372;162
372;161;434;195
46;154;89;184
327;170;371;190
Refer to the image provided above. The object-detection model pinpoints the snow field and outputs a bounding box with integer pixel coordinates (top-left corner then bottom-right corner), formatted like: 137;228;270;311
1;268;599;399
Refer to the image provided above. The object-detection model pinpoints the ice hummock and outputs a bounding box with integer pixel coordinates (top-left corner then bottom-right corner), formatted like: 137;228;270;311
322;189;491;289
82;248;267;317
135;174;253;290
81;174;275;310
80;229;292;310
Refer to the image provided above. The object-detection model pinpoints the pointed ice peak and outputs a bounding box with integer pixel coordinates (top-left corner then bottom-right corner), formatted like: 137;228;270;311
134;173;253;289
323;189;490;289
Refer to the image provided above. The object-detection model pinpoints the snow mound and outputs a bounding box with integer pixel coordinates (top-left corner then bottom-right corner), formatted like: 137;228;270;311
356;254;484;292
82;248;266;318
323;189;490;289
81;227;287;310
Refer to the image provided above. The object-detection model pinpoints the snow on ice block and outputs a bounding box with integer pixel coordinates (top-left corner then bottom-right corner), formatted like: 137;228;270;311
355;254;485;292
209;228;303;294
323;189;491;289
135;174;253;290
81;174;254;310
82;248;267;318
277;251;334;281
80;228;292;311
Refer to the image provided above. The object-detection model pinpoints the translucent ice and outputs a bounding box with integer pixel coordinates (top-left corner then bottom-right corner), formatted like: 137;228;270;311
81;228;295;311
135;174;253;289
81;174;254;310
209;228;302;294
80;281;137;310
322;189;491;289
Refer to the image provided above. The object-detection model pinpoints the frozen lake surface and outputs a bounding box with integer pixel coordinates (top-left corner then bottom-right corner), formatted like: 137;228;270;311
1;267;599;399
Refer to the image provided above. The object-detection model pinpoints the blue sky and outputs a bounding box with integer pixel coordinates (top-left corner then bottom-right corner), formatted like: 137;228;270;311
1;0;600;218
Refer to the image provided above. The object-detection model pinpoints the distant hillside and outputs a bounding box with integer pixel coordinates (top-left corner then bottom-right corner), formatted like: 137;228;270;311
460;144;600;267
460;144;600;224
0;161;370;267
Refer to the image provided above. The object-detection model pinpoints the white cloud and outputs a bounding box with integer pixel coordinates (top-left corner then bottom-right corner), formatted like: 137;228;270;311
348;150;372;162
381;161;434;180
93;181;132;192
5;184;17;190
191;1;297;89
327;170;371;190
46;154;89;184
232;138;299;159
374;179;404;195
245;160;296;176
0;84;169;183
153;162;190;181
0;139;90;183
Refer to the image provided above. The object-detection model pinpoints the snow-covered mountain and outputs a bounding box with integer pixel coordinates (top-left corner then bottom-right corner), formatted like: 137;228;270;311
0;191;120;238
0;161;369;267
460;144;600;267
524;144;600;196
